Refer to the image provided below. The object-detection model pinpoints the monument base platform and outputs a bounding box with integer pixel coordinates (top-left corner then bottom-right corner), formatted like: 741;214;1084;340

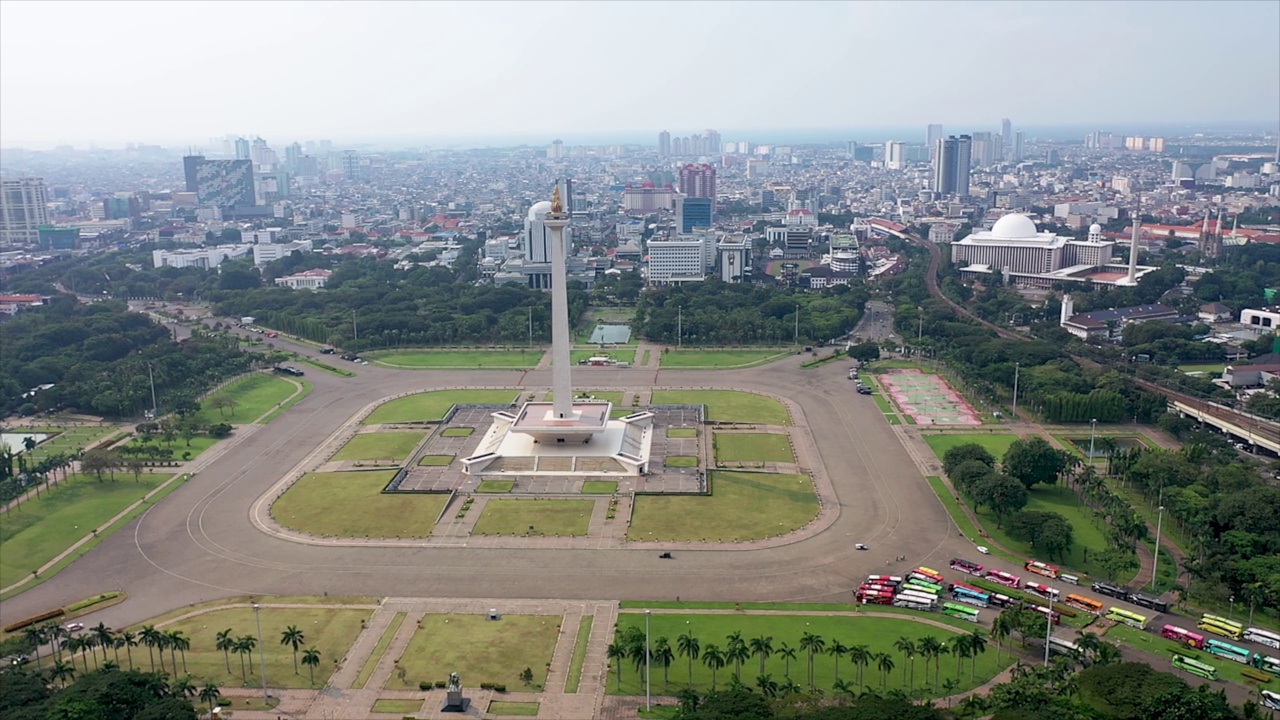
441;696;470;713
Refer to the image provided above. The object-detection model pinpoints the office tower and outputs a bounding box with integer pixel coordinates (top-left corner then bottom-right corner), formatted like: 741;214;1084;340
234;137;251;160
704;129;722;155
182;156;255;209
885;141;906;170
675;195;713;233
970;132;995;167
342;150;362;180
555;178;574;214
1001;118;1012;159
932;135;971;197
547;139;564;159
0;177;50;244
678;163;716;199
250;137;276;167
927;124;944;161
1012;131;1024;162
284;142;302;172
524;198;571;268
659;130;671;157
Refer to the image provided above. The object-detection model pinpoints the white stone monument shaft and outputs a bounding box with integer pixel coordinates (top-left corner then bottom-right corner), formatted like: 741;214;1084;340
544;191;573;420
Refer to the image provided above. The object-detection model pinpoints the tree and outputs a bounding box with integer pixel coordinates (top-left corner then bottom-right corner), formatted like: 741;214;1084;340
301;647;321;686
677;634;700;687
654;637;674;687
91;623;113;663
80;448;115;482
171;674;197;698
827;638;849;682
799;632;825;690
198;682;221;716
951;459;996;494
209;395;235;419
215;629;234;674
50;660;76;688
139;626;161;672
943;443;997;477
849;643;872;689
969;473;1028;527
748;635;773;675
168;630;189;673
1008;510;1075;562
726;641;750;683
967;631;987;681
894;637;916;688
1003;436;1071;489
877;653;895;688
607;643;627;689
701;645;725;691
848;341;881;362
755;673;779;698
280;625;305;674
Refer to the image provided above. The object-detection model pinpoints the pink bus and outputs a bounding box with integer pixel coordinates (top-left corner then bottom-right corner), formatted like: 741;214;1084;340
985;569;1022;588
1161;624;1206;649
865;575;902;586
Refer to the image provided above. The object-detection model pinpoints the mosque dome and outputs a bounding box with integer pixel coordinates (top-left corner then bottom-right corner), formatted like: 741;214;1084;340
527;200;552;220
990;214;1039;240
1089;223;1102;234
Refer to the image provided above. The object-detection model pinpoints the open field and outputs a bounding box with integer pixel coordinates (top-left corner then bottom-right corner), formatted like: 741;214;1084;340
367;349;539;369
657;349;791;368
194;373;305;425
271;471;446;538
610;612;1007;697
476;480;515;493
665;456;697;467
372;699;423;713
667;427;697;438
651;390;790;425
1;473;170;589
472;499;594;536
364;389;519;424
418;454;454;466
922;433;1018;460
714;432;794;463
972;484;1111;578
489;700;540;716
16;425;121;462
1177;362;1227;375
389;614;561;689
581;480;618;494
139;605;371;689
330;432;425;462
629;471;817;541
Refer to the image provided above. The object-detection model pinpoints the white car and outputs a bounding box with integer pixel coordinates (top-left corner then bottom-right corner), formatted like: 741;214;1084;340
65;622;84;632
976;546;990;555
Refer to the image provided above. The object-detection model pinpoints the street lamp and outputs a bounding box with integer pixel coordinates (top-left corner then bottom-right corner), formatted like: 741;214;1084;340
1089;418;1097;463
1012;362;1020;418
252;603;268;702
644;610;652;711
1149;505;1165;591
1044;587;1055;665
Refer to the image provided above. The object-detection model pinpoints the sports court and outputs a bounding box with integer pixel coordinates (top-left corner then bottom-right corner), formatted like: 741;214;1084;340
879;369;980;425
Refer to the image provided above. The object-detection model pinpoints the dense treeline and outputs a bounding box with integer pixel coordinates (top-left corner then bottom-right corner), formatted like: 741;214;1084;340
0;298;254;418
1;667;199;720
635;279;869;345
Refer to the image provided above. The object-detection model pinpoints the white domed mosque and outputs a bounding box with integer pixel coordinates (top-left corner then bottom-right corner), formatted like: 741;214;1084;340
950;213;1155;288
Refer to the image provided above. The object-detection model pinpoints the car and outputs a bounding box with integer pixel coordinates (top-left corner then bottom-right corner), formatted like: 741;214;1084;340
857;387;872;395
265;331;278;338
976;546;990;555
65;622;84;632
855;543;869;550
320;347;335;354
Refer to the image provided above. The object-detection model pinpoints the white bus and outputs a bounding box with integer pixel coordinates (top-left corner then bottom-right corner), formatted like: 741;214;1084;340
1244;627;1280;650
895;590;939;607
1047;636;1081;656
893;595;936;611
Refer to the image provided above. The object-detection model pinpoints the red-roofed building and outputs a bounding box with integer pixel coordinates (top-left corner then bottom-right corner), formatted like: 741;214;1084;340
0;294;46;315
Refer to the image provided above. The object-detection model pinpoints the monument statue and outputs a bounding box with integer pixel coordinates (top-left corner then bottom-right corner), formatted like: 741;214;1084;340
447;671;461;692
442;669;468;712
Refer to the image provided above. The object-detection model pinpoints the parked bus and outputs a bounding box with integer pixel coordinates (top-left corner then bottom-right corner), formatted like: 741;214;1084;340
904;578;945;595
950;558;984;576
1105;607;1149;630
1198;615;1245;641
1249;654;1280;676
1047;636;1080;656
865;575;902;586
1025;560;1059;579
893;596;935;611
1261;689;1280;711
951;585;991;608
941;602;981;623
896;589;939;605
856;590;893;605
1205;638;1251;664
985;569;1021;588
1027;604;1061;625
1161;625;1206;649
1171;654;1219;680
859;583;896;594
948;581;985;594
912;566;946;584
988;592;1021;609
1064;594;1104;614
1091;580;1129;600
1244;627;1280;650
1025;582;1060;601
1059;573;1080;586
1127;591;1169;614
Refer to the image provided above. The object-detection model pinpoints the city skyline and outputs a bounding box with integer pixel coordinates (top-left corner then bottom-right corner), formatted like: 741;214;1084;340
1;0;1277;150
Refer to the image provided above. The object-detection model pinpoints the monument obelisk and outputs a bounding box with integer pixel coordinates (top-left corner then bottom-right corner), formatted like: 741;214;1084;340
545;185;575;421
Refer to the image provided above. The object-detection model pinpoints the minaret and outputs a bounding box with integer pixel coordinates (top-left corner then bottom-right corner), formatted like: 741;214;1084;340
544;185;574;420
1126;205;1141;284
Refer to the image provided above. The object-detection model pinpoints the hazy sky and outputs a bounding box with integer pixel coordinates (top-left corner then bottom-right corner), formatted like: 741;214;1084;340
1;0;1277;149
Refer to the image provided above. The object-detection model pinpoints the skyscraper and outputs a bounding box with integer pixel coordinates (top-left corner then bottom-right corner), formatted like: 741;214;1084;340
885;141;906;170
234;137;251;160
704;129;721;155
659;130;671;157
555;178;574;214
927;124;944;161
678;163;716;199
932;136;971;197
675;196;713;233
1001;118;1012;159
182;156;256;210
0;177;49;244
970;132;995;167
547;139;564;159
1012;131;1024;162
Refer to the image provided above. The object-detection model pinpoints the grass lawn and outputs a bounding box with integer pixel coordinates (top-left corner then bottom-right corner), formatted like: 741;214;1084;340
641;350;651;366
714;433;794;463
651;390;790;425
972;484;1111;578
194;373;304;425
564;616;593;693
442;427;474;437
140;605;370;689
922;433;1019;462
667;427;698;438
298;358;355;377
330;432;424;462
489;701;540;716
20;425;121;462
271;471;447;538
872;393;895;414
581;480;618;494
477;480;516;493
368;349;539;368
389;614;560;689
1177;362;1227;375
118;434;221;462
657;349;790;368
364;390;519;424
629;471;818;542
372;699;423;713
665;456;698;467
0;473;170;588
610;613;1007;697
472;499;594;536
419;454;455;466
1104;624;1262;689
354;612;405;689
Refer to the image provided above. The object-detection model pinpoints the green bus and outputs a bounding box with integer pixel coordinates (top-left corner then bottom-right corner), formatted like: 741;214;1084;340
904;579;944;596
1172;654;1218;680
941;602;980;623
1105;607;1148;630
1205;638;1251;664
1198;614;1244;641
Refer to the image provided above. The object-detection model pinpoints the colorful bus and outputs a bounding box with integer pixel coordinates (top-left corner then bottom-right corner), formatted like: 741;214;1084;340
865;575;902;586
1205;638;1251;664
894;592;938;611
985;569;1021;588
941;602;981;623
1105;607;1148;630
950;558;984;576
1025;582;1060;601
1160;625;1206;649
1047;637;1080;656
988;592;1021;609
1198;615;1245;641
896;588;939;604
1171;654;1218;680
1261;690;1280;711
1249;653;1280;676
948;581;985;594
1027;604;1061;625
1127;591;1169;614
904;578;945;595
1244;627;1280;650
912;566;946;584
951;585;991;608
856;590;893;605
1025;560;1059;579
1091;581;1129;600
1064;594;1104;614
859;583;896;594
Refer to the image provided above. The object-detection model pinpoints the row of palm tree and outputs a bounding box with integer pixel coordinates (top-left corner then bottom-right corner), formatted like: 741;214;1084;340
22;622;190;676
2;447;79;507
215;625;323;685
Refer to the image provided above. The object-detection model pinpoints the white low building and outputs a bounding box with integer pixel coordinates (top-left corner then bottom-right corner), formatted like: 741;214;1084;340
1241;307;1280;330
274;268;332;289
646;237;706;284
152;244;251;269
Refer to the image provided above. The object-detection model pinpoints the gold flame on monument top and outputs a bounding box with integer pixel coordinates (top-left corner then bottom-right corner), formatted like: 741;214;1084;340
550;184;564;214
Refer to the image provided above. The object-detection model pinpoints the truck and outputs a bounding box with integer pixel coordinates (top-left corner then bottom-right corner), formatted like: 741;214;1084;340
240;316;256;325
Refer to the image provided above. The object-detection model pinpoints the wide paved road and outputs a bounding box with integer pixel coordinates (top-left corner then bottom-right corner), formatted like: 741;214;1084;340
4;354;966;629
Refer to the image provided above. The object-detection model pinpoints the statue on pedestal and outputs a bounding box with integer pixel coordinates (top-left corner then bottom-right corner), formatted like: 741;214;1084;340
442;670;469;712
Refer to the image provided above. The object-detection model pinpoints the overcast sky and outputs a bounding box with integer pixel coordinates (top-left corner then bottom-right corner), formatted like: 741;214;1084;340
1;0;1277;149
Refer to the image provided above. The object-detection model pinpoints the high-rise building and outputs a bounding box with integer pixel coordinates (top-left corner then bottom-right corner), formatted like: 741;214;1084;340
0;177;50;244
678;163;716;199
342;150;362;180
932;135;971;197
970;132;996;167
927;124;944;161
658;130;671;157
675;196;713;233
524;199;571;267
250;137;277;167
1001;118;1012;159
555;178;574;214
885;141;906;170
1012;131;1024;162
234;137;251;160
704;129;721;155
547;139;564;159
182;156;256;209
285;142;302;172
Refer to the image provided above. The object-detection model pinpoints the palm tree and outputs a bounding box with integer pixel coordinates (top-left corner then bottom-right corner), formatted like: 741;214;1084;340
64;636;86;673
959;694;990;719
139;625;161;672
833;677;857;699
748;635;774;675
799;632;825;690
726;641;750;682
967;631;987;681
280;625;306;674
50;660;76;688
153;631;169;675
755;673;779;698
778;677;802;697
234;638;251;683
91;623;113;663
953;635;972;680
199;682;221;716
606;643;626;689
991;613;1011;664
776;642;797;679
849;644;872;690
827;639;850;681
932;643;950;687
21;626;44;668
876;653;895;688
654;637;674;687
102;659;119;671
676;634;700;687
701;645;725;691
239;635;258;675
172;674;197;698
893;637;916;688
301;648;321;686
215;629;235;673
168;630;189;673
44;623;66;664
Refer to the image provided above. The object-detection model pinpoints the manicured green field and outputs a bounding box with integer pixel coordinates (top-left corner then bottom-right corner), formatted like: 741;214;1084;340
140;605;371;689
489;701;540;716
972;484;1111;578
629;472;817;542
442;427;474;437
472;499;594;536
658;349;790;368
610;613;1005;697
330;432;424;462
564;615;594;693
372;699;423;713
714;433;794;463
195;373;306;425
364;390;519;424
477;480;515;493
17;425;121;462
581;480;618;494
922;433;1019;461
665;456;698;467
354;612;405;689
872;392;895;414
271;471;447;538
651;390;790;425
0;473;170;588
418;454;455;466
118;434;221;462
1177;362;1227;375
667;427;698;438
368;349;539;368
389;614;560;689
299;358;355;377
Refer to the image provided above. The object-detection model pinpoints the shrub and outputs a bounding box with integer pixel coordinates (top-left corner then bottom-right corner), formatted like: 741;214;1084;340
435;680;447;688
65;591;120;612
419;681;431;691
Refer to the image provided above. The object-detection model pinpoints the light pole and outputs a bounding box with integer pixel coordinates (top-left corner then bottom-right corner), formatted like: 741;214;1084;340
527;306;533;347
1088;418;1097;463
1149;504;1165;591
1044;587;1055;665
352;309;358;341
644;609;652;711
794;304;800;346
147;362;158;418
1012;362;1020;419
252;603;268;702
677;306;682;348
